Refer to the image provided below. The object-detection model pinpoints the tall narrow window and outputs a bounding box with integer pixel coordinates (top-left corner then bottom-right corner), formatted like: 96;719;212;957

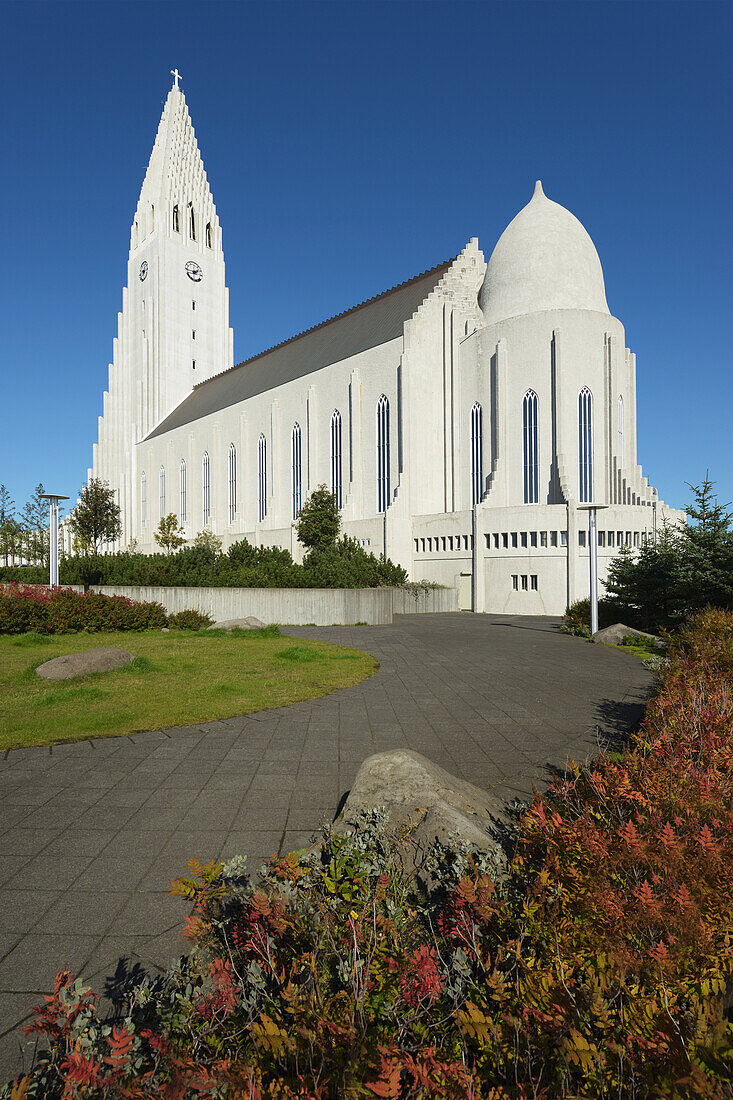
617;394;624;457
172;204;179;232
258;434;267;522
206;222;212;248
377;394;391;513
202;451;211;526
141;471;147;526
291;423;302;519
189;204;195;240
180;459;187;522
330;409;342;508
470;402;483;506
523;390;539;504
159;465;166;517
578;387;593;502
228;443;237;523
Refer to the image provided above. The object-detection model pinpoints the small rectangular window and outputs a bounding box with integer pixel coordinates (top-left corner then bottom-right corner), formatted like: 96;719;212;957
530;575;538;590
521;532;528;548
579;530;586;547
427;538;432;552
608;531;615;547
414;539;419;552
598;530;605;547
192;300;196;310
485;534;491;549
560;531;568;547
448;536;454;551
540;531;547;547
617;531;623;545
530;531;538;548
521;575;528;591
512;574;519;590
511;532;518;548
502;533;509;549
634;532;640;547
441;537;447;552
550;531;558;547
421;538;426;552
493;533;499;548
192;330;196;340
192;359;196;370
626;531;631;546
464;535;469;550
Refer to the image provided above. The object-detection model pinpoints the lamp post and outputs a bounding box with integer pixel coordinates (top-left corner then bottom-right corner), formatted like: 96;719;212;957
40;494;69;588
578;503;608;636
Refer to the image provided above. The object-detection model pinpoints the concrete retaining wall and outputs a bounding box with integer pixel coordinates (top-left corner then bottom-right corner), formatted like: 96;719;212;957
71;584;458;626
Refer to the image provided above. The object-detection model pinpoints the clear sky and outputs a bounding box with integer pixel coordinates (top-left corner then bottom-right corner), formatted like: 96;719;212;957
0;0;731;519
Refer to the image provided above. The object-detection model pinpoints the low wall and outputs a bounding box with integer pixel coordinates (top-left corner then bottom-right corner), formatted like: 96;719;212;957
70;584;457;626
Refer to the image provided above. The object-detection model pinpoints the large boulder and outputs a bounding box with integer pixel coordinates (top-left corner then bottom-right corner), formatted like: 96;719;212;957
592;623;664;649
36;648;134;682
213;616;267;631
336;749;508;887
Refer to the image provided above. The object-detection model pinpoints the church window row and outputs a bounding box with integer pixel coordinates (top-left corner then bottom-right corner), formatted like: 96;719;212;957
579;529;647;549
486;530;568;549
512;574;539;592
171;204;214;248
414;535;473;554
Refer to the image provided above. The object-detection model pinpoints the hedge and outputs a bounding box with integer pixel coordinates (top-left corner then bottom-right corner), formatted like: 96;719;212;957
5;608;733;1097
0;537;408;590
0;585;166;634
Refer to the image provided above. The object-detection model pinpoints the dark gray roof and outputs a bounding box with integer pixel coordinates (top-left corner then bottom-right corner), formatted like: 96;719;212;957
146;258;453;439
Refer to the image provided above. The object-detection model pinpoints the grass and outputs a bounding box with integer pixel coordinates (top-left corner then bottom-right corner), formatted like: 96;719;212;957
0;628;378;750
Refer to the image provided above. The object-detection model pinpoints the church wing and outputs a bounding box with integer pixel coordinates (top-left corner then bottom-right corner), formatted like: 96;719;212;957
146;259;454;440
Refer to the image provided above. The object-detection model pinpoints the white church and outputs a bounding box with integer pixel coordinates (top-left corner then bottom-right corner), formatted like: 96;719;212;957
88;74;681;616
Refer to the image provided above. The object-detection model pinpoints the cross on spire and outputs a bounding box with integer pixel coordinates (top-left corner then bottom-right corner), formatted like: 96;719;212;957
170;68;182;89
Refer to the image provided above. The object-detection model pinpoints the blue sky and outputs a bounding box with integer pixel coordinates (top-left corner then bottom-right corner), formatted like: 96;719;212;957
0;0;731;518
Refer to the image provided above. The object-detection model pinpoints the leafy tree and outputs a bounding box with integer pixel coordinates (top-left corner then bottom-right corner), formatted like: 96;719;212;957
67;478;122;555
193;527;223;554
0;484;16;566
154;513;186;555
21;482;50;566
295;485;341;552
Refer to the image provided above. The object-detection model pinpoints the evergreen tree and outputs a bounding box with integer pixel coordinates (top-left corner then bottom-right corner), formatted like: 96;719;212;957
0;484;16;566
21;483;49;566
67;478;122;555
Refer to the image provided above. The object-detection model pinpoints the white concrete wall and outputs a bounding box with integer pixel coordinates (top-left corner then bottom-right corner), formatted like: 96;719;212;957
68;584;457;626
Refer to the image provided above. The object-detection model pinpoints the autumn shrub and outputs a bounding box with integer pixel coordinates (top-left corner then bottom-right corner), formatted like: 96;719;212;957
0;584;166;634
6;609;733;1098
166;608;214;631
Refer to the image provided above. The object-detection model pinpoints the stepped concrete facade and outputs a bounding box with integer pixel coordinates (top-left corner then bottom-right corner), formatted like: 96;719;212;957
86;77;682;615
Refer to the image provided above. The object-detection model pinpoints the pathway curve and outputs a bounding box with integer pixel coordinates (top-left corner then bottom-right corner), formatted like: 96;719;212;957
0;613;651;1076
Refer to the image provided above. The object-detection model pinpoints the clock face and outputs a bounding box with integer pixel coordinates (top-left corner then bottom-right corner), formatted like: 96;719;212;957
185;260;203;282
139;261;148;281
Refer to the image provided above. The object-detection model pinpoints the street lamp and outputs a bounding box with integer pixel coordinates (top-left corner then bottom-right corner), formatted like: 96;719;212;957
40;494;69;588
578;503;609;636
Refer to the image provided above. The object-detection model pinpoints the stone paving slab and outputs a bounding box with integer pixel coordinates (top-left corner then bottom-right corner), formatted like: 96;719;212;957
0;613;651;1080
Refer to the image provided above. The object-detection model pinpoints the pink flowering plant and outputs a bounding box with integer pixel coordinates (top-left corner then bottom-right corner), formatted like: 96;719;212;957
0;584;166;634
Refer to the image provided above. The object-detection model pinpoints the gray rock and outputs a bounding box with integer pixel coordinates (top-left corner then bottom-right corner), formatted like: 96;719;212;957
213;616;267;631
337;749;508;886
36;648;134;681
592;623;664;649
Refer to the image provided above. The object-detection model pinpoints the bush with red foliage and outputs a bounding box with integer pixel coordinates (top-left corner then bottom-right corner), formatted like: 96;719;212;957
4;609;733;1099
0;583;166;634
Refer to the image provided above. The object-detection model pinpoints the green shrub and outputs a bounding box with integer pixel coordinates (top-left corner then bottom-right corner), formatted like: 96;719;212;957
561;596;621;636
9;611;733;1097
166;608;214;630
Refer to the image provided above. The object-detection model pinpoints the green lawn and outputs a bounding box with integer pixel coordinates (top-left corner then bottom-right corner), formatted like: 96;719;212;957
0;628;378;750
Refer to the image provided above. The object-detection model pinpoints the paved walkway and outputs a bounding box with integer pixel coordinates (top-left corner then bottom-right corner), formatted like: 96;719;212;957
0;614;651;1077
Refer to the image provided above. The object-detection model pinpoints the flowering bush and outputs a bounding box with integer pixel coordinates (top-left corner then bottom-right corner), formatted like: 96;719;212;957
5;609;733;1097
0;584;166;634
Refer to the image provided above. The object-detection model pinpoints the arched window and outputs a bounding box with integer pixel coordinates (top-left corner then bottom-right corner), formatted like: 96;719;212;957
291;423;302;519
140;471;147;526
206;222;212;248
228;443;237;524
470;402;483;506
578;387;593;503
258;434;267;522
522;390;539;504
179;459;187;522
159;465;166;517
377;394;391;513
172;204;179;233
202;451;211;526
188;203;196;241
617;394;624;457
331;409;342;508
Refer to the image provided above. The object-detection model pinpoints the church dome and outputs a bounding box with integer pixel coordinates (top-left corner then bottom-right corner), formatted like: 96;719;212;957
479;181;610;325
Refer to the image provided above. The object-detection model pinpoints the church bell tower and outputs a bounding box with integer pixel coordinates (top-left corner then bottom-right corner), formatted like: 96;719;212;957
90;71;234;544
